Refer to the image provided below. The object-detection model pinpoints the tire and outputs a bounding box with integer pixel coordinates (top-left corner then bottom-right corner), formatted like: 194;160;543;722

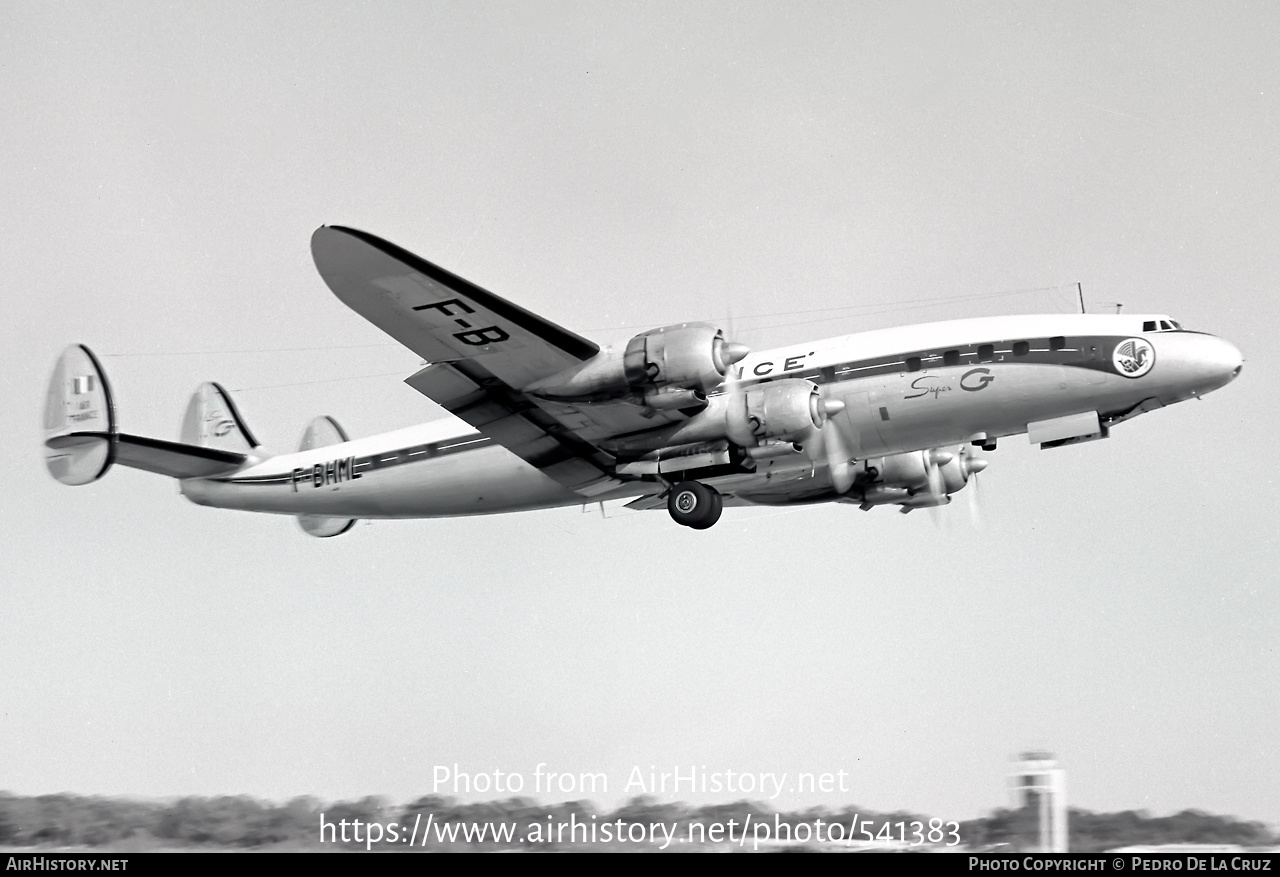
667;482;723;529
688;490;723;529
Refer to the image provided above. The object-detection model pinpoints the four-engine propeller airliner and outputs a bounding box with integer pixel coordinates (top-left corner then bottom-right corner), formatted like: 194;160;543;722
43;226;1243;534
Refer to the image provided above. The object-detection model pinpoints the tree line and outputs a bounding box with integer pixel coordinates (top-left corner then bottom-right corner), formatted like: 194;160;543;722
0;792;1274;851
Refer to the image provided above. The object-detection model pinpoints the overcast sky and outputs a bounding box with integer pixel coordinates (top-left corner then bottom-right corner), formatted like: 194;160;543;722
2;1;1277;826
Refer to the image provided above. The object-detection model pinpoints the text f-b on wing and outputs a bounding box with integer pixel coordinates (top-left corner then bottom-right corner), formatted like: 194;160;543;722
310;226;598;388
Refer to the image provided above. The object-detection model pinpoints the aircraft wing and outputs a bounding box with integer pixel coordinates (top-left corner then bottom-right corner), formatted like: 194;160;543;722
403;361;621;495
312;226;599;387
312;226;630;496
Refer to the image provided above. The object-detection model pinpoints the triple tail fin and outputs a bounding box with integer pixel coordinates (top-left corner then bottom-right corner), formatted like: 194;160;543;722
180;382;261;454
296;415;358;538
43;345;255;484
43;345;116;484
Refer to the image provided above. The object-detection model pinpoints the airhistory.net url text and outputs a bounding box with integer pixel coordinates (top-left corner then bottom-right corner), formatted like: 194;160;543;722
319;811;962;850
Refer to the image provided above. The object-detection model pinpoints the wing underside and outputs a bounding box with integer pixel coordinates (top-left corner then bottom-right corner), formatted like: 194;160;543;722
312;226;598;385
404;361;624;495
312;226;637;496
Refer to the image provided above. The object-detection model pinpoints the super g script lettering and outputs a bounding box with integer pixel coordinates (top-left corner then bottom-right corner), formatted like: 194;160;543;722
905;376;951;400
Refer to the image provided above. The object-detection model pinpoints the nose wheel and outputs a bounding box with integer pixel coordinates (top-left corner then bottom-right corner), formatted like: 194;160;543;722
667;481;723;529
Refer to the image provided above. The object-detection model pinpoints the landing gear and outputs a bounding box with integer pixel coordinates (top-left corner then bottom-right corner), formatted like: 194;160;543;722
667;481;723;529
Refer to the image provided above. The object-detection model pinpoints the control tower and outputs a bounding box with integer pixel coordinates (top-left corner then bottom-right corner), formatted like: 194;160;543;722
1010;751;1068;852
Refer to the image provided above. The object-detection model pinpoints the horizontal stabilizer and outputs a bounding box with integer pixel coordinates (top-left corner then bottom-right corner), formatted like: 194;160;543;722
44;344;255;485
46;432;246;479
116;434;246;478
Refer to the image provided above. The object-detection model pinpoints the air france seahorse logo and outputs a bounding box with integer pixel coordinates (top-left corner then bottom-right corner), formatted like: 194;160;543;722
1113;338;1155;378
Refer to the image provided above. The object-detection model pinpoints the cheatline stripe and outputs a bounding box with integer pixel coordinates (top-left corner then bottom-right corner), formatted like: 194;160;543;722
211;333;1144;485
212;436;495;485
738;333;1135;387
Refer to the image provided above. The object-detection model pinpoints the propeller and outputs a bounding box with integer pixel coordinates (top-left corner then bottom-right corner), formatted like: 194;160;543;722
716;308;853;490
898;448;951;514
925;448;951;499
814;396;853;493
961;444;988;478
716;320;852;490
714;336;751;375
718;326;746;420
716;305;749;396
961;445;987;528
931;444;987;524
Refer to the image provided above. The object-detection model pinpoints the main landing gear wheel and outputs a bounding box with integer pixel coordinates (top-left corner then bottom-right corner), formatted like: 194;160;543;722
667;481;723;529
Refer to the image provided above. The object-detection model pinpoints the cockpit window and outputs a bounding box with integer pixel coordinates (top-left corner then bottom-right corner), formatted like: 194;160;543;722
1159;320;1172;330
1143;320;1156;332
1170;320;1181;329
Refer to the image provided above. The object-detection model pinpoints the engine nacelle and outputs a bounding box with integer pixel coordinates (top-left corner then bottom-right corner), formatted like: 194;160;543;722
524;322;748;401
624;323;749;393
860;450;933;491
855;446;986;507
607;378;831;452
724;380;827;445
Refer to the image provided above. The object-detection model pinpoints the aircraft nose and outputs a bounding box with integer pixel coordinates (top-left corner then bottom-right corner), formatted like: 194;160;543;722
1216;337;1243;381
1199;335;1243;390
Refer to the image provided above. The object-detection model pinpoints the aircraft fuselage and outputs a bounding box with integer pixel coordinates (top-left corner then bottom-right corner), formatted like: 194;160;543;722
178;312;1242;518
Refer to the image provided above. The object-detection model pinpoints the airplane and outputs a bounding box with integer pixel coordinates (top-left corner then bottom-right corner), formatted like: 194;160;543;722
42;226;1244;535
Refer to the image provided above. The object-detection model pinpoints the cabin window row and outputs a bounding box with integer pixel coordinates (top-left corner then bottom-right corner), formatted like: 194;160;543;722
903;337;1067;372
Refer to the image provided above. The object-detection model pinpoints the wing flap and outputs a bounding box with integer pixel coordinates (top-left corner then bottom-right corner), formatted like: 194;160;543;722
481;415;553;449
406;362;625;494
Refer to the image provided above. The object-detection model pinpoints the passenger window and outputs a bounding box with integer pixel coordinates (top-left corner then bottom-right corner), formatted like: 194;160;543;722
1049;336;1066;350
1012;341;1030;356
905;356;921;372
1143;320;1156;332
977;344;995;362
943;350;960;367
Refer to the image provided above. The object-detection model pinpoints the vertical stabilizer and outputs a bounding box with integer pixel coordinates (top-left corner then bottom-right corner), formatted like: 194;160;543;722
180;383;260;453
45;347;249;483
296;414;358;538
299;414;350;451
43;344;117;485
